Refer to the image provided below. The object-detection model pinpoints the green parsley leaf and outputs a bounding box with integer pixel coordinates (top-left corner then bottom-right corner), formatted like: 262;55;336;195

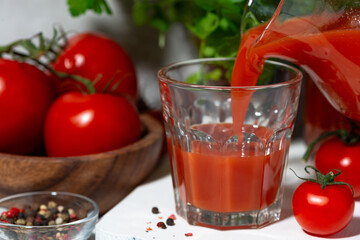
195;0;218;11
186;72;202;84
186;12;219;40
132;1;149;25
67;0;112;17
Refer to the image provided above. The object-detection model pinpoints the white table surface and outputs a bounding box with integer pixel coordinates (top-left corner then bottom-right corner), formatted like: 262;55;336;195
95;140;360;240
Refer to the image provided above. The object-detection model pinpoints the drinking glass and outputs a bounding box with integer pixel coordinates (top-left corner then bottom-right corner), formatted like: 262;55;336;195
158;58;302;229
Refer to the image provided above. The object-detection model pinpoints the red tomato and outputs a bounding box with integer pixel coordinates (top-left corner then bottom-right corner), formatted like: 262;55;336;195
314;138;360;198
292;176;355;236
0;59;58;155
52;32;138;101
44;92;141;157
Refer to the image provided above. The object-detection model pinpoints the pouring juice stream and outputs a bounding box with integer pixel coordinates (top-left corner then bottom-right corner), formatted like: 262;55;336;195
232;0;360;121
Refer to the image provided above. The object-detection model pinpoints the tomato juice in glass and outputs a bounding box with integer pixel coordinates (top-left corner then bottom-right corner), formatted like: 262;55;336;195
158;58;302;229
174;123;287;213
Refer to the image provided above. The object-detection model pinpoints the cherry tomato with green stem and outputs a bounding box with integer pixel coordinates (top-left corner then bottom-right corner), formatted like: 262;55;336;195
304;121;360;198
291;166;355;236
44;92;141;157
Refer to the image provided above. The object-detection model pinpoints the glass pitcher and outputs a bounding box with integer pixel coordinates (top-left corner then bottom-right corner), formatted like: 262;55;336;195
238;0;360;122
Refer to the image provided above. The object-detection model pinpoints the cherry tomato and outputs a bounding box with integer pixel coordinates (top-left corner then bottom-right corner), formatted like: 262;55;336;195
314;138;360;198
44;92;141;157
0;59;58;155
52;32;138;101
292;168;355;236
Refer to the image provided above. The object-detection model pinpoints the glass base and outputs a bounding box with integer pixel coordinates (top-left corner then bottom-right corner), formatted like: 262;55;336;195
176;198;283;230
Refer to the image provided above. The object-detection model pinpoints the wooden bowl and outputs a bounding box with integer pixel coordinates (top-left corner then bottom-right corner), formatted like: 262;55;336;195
0;114;164;215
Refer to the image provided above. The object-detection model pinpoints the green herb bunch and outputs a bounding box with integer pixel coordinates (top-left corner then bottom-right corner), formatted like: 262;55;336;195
132;0;284;58
65;0;281;58
65;0;320;59
132;0;244;58
131;0;281;84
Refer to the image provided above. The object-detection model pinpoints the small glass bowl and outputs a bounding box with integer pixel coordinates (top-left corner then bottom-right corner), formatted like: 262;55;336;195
0;191;98;240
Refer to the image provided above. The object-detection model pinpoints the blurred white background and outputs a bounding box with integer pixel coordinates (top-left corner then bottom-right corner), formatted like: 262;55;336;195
0;0;198;109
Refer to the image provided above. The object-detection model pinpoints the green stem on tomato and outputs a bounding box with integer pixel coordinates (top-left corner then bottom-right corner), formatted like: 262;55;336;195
341;120;360;144
0;28;97;95
303;119;360;162
100;0;112;15
53;71;97;94
4;50;96;94
0;39;24;53
302;130;342;162
290;166;355;196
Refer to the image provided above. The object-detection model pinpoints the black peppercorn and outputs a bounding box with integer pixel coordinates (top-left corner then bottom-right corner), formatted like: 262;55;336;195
151;207;159;214
34;220;42;226
17;212;25;219
156;221;166;229
166;218;175;226
24;208;35;218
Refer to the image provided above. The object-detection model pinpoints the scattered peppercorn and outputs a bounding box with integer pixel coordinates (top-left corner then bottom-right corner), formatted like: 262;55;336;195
166;218;175;226
152;207;159;214
156;221;167;229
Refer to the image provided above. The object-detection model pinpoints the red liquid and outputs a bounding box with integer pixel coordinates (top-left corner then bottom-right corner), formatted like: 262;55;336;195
304;80;350;144
232;10;360;121
169;123;288;212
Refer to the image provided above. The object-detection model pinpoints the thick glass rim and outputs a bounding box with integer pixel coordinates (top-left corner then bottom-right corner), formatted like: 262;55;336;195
0;191;99;229
157;57;303;90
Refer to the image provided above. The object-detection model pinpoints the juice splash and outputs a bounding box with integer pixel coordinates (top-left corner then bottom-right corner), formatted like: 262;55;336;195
232;0;360;121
